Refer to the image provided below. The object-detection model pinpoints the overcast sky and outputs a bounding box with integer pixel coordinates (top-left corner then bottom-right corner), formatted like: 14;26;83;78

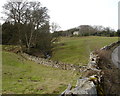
0;0;119;30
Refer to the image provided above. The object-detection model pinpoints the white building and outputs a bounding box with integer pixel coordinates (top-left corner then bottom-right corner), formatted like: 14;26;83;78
73;31;79;35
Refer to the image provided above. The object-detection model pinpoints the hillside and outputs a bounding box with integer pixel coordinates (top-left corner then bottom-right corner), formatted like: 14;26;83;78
2;51;79;94
52;36;118;65
2;36;118;94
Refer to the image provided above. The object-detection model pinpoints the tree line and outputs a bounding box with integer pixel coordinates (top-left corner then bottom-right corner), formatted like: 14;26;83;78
53;25;119;37
2;0;53;58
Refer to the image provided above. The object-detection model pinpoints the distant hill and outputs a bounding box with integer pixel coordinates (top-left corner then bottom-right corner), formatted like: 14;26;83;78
53;25;117;37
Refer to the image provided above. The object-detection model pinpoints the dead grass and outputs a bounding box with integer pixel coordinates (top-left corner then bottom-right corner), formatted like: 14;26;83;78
94;49;120;95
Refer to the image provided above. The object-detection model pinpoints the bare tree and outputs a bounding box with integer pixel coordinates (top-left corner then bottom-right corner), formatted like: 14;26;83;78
2;0;50;53
51;22;61;33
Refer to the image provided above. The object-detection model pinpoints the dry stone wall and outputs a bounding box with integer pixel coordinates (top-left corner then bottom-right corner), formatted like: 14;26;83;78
21;53;86;72
21;41;120;72
100;41;120;50
21;41;120;95
60;41;120;96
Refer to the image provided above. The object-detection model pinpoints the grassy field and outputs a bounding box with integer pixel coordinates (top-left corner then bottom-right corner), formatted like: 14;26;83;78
51;36;118;66
2;51;79;94
2;36;118;94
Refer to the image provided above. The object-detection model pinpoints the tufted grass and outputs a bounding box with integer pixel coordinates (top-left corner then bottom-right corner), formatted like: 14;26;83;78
2;51;79;94
51;36;118;66
2;36;118;94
